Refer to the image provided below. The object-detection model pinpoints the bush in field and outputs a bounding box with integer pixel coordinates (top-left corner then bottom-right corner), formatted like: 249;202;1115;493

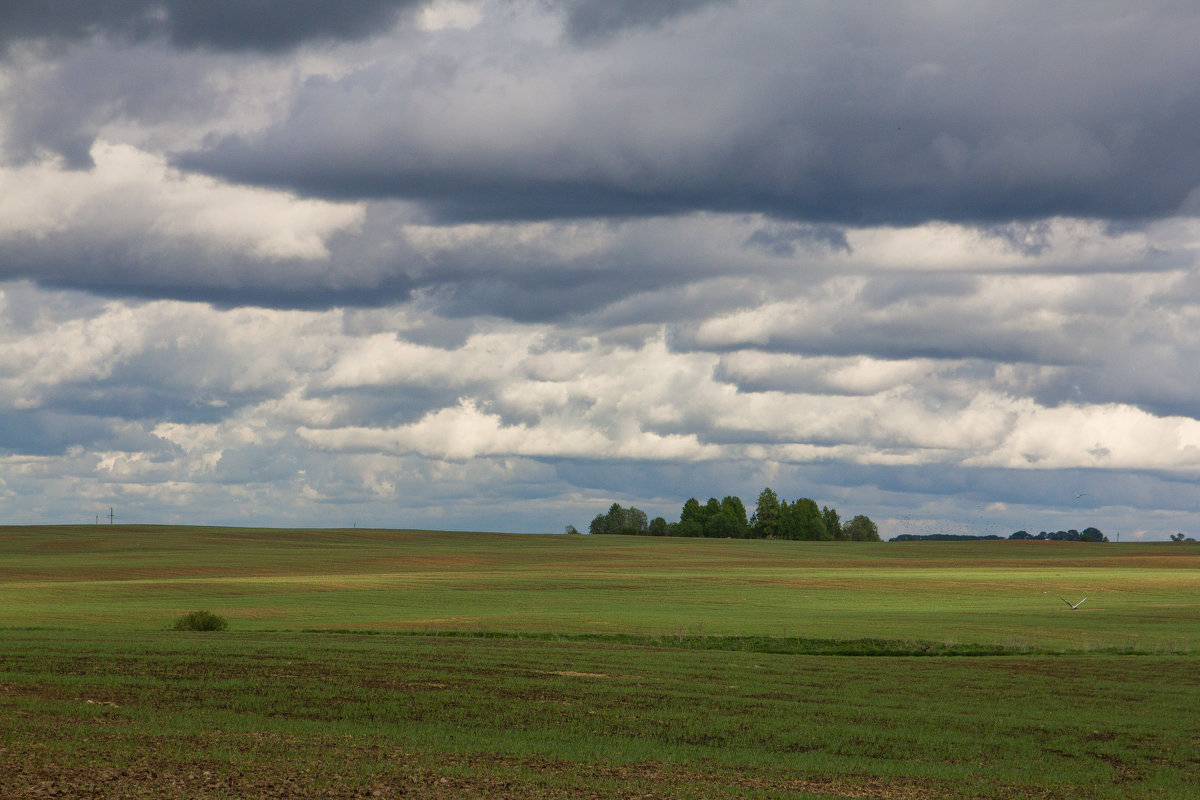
173;610;228;631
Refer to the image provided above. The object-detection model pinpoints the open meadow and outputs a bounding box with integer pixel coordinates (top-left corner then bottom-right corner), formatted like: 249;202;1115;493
1;525;1198;798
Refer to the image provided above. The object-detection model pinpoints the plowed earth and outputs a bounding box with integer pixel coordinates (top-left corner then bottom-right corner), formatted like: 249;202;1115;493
0;743;953;800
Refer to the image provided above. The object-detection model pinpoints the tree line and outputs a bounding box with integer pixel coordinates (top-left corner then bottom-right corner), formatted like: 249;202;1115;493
889;528;1108;542
582;488;880;541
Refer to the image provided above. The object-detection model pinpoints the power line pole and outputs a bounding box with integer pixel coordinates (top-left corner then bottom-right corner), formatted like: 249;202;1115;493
109;507;114;525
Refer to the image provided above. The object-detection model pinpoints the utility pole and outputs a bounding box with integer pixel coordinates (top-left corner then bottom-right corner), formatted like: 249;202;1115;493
109;507;114;525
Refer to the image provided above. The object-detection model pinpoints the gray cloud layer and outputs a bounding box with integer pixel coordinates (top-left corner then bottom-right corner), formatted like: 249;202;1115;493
176;3;1200;225
0;0;421;52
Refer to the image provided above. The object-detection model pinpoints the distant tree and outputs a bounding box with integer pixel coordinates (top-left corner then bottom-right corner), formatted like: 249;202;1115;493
750;488;781;538
706;512;742;538
675;518;703;537
776;499;798;540
1009;530;1032;540
590;503;649;535
822;506;843;541
703;497;722;529
680;498;705;530
606;502;627;533
1080;527;1106;543
648;516;669;537
783;498;829;540
890;533;1001;541
564;524;580;535
1170;532;1186;542
687;497;726;537
844;515;881;542
721;496;749;534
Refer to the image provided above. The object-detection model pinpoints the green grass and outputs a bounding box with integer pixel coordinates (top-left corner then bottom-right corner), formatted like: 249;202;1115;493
2;629;1196;799
2;525;1198;650
1;525;1198;798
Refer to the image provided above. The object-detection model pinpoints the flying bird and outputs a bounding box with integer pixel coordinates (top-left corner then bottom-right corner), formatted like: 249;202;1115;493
1073;492;1087;499
1060;596;1087;610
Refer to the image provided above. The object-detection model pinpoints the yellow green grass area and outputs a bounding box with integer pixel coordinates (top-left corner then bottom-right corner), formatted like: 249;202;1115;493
2;526;1198;799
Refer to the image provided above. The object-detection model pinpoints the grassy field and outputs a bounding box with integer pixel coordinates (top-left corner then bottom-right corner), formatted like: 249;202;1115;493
3;525;1199;648
2;525;1199;798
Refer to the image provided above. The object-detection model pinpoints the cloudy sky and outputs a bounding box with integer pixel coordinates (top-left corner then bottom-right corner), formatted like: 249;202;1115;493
2;1;1200;539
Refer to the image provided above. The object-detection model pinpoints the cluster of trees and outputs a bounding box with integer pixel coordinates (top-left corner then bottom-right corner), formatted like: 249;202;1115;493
890;534;1006;542
1009;528;1107;542
585;488;880;541
1169;533;1197;543
891;528;1109;543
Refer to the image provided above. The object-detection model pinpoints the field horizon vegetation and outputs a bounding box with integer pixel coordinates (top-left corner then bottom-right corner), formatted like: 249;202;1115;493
2;524;1198;798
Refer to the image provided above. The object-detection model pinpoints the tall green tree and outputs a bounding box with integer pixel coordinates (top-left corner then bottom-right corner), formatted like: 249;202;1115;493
821;505;843;541
694;498;720;537
750;487;781;538
797;498;831;540
678;498;705;537
776;499;798;540
705;512;742;538
721;496;749;530
606;502;628;534
680;497;704;526
779;497;828;540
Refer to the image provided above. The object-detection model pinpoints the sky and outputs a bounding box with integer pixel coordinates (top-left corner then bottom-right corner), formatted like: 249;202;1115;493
2;1;1200;539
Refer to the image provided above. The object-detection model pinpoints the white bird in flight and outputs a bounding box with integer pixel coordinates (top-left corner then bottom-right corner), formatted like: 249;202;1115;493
1073;492;1087;499
1060;597;1087;610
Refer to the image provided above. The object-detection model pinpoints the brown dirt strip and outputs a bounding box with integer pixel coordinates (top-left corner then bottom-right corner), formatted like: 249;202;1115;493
0;739;1046;800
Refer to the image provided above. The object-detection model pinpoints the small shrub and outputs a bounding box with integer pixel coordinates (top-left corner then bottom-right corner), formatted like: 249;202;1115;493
173;610;228;632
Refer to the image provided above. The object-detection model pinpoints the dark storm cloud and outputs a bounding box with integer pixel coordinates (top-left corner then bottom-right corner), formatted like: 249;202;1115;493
0;242;365;310
177;2;1200;226
744;223;851;258
0;205;684;316
0;0;422;53
0;3;426;168
561;0;732;42
0;197;409;309
429;266;690;324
